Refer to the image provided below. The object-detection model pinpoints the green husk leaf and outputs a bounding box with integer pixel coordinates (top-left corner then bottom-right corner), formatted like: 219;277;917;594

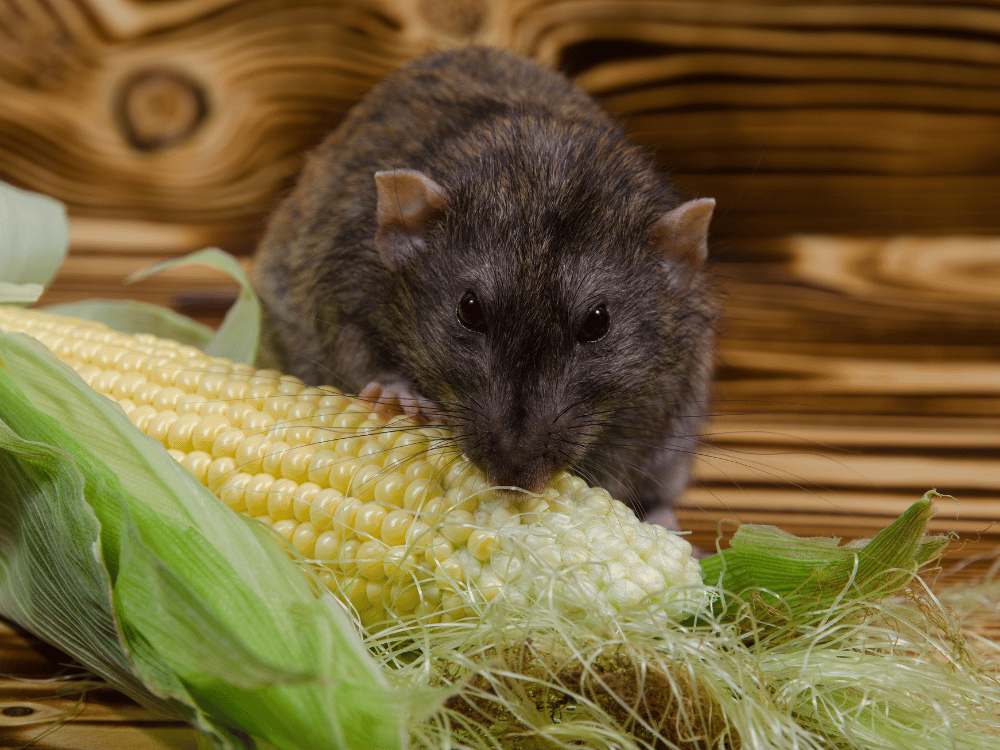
0;330;408;750
42;298;214;349
699;492;950;628
0;282;44;305
0;181;69;305
0;417;251;748
127;248;260;362
0;419;172;712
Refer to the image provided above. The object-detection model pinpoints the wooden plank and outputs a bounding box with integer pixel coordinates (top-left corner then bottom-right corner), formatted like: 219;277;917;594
675;174;1000;236
528;9;1000;65
4;1;1000;247
68;218;225;256
693;450;998;494
3;2;1000;742
580;53;1000;95
0;620;197;749
0;0;410;233
699;414;1000;450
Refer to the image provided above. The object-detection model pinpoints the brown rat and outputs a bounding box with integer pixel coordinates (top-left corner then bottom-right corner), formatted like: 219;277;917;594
252;46;717;527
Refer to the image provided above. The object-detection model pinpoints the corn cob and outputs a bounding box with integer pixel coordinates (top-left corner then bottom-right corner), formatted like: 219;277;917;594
0;306;703;626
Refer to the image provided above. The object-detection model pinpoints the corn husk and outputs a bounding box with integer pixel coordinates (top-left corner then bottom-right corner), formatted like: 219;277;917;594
0;181;68;305
3;321;999;749
0;330;409;750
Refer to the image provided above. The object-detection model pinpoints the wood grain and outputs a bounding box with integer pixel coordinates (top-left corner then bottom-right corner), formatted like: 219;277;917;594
3;0;1000;248
1;0;998;745
672;233;1000;581
0;620;196;749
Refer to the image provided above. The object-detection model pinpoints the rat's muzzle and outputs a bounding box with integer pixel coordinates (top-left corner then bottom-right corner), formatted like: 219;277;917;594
469;414;570;496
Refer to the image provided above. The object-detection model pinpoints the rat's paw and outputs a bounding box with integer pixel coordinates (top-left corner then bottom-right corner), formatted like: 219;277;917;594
359;379;445;424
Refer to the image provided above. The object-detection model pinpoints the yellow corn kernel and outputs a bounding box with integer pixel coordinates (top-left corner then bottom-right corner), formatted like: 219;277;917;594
380;508;413;547
261;440;291;476
219;472;252;512
207;457;237;493
291;522;318;557
211;427;247;459
191;414;231;452
306;449;338;485
0;306;705;627
266;478;299;521
329;457;363;494
314;531;340;561
354;502;388;541
245;473;276;516
309;488;344;531
234;433;269;474
146;410;179;444
180;450;213;484
176;393;208;414
280;445;316;482
292;482;321;523
166;412;202;451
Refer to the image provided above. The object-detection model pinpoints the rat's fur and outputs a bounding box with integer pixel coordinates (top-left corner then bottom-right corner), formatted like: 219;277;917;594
253;46;717;520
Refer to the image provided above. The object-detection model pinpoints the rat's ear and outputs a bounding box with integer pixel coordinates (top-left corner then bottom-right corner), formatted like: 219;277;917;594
375;169;449;270
652;197;715;291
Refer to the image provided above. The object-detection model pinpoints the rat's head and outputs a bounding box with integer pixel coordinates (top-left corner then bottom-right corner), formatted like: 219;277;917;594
369;133;715;497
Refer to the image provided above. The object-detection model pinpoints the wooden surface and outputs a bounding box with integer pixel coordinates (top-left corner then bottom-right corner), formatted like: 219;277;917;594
679;233;1000;577
0;621;197;748
2;0;999;746
2;0;1000;252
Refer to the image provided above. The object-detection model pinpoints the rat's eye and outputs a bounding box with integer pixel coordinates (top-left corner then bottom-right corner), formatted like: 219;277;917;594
457;290;487;334
577;304;610;343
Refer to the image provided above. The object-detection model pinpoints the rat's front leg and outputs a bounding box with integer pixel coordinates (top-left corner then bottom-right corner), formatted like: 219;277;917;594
359;374;446;424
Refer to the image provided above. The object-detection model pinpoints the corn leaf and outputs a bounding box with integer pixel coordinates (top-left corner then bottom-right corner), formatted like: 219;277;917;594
43;298;214;349
0;330;408;750
0;419;253;748
0;282;44;305
0;181;69;305
0;419;174;713
127;248;260;363
699;493;950;628
49;249;254;356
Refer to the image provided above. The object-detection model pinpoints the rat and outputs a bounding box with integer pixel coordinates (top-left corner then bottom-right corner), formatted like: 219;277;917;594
252;46;718;528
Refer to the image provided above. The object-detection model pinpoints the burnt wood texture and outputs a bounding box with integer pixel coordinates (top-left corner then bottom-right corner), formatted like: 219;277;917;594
1;0;998;741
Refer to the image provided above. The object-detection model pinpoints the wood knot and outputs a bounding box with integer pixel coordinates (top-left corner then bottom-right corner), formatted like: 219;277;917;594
0;702;50;726
418;0;487;38
117;68;208;152
1;705;35;717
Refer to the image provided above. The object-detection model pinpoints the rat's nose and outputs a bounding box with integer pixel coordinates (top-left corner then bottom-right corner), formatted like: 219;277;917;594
478;423;553;495
488;464;548;495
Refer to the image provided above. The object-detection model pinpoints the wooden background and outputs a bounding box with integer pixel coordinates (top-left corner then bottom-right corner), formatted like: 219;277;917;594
2;0;998;746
